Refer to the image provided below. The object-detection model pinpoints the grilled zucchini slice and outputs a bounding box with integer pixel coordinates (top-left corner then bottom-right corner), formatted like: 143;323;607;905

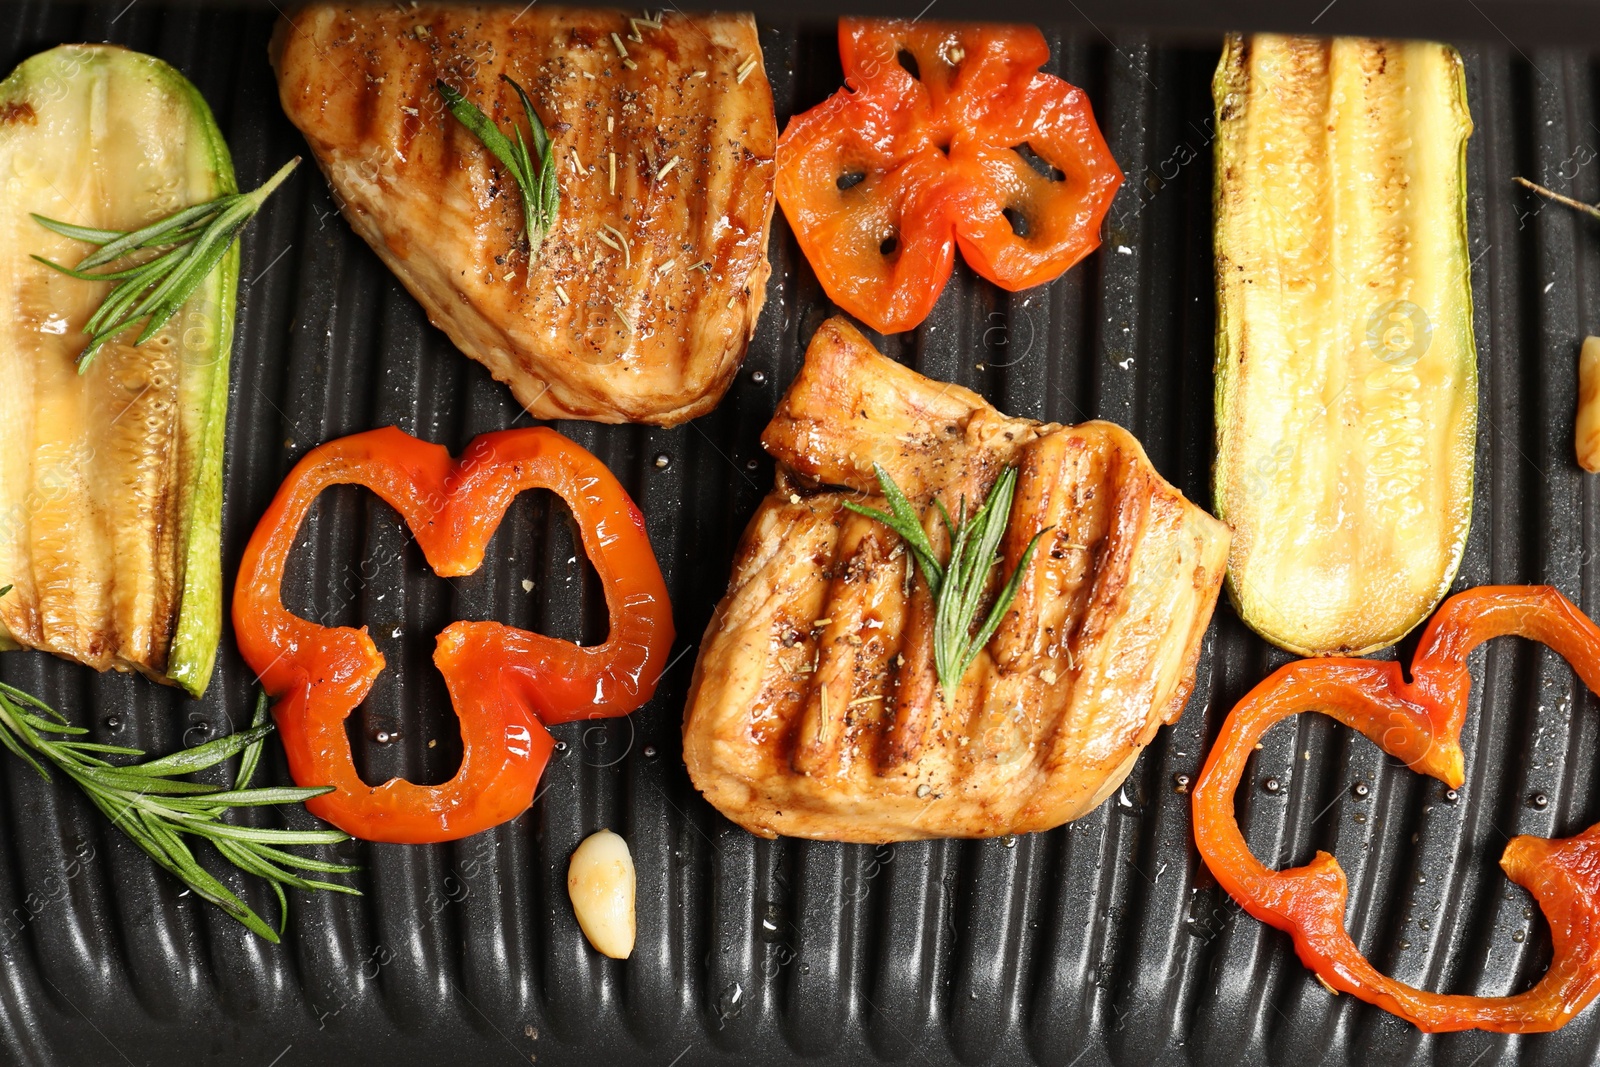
0;45;235;695
1212;34;1476;656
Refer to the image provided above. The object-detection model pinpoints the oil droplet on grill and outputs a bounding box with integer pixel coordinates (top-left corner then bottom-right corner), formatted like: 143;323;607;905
759;900;786;940
714;982;745;1029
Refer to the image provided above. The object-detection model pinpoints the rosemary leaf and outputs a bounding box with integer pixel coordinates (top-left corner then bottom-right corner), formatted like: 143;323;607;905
844;464;944;592
963;526;1049;678
0;683;358;942
436;80;518;170
847;463;1051;703
506;74;550;160
213;837;350;897
216;838;356;895
195;822;350;847
33;243;187;284
0;680;60;714
55;740;145;757
13;711;87;735
29;218;127;245
32;157;300;371
234;690;270;790
119;722;275;777
269;880;291;937
65;768;223;795
242;842;361;875
0;715;49;780
438;74;559;256
182;786;334;807
68;199;227;268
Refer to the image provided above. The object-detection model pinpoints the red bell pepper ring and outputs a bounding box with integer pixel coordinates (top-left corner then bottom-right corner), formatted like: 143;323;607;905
233;426;674;844
775;18;1122;335
1193;586;1600;1033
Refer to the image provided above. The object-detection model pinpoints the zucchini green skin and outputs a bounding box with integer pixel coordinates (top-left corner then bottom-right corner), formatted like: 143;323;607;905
1212;34;1477;657
0;45;235;696
164;63;236;698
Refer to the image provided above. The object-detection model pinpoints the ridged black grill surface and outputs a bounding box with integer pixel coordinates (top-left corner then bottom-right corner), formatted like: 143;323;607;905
1;4;1599;1065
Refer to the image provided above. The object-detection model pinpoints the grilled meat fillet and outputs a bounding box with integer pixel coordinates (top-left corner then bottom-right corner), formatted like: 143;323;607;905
271;4;776;426
684;318;1230;842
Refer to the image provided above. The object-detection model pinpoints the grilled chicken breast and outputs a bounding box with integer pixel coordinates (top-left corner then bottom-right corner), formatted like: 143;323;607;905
272;4;776;426
684;319;1230;842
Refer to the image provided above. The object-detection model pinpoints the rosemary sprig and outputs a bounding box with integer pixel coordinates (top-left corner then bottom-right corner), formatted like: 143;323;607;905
438;75;559;257
31;157;300;373
847;464;1050;702
0;686;358;942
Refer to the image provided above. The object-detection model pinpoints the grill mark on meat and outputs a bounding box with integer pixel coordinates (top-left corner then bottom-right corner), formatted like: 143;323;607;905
793;515;905;776
394;72;423;165
351;40;379;146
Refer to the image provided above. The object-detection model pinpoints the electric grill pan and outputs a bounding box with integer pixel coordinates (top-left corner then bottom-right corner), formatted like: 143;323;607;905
2;2;1599;1064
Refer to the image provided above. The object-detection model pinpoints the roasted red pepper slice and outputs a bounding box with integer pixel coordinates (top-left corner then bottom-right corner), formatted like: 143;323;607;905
776;19;1122;334
1194;586;1600;1033
233;427;674;844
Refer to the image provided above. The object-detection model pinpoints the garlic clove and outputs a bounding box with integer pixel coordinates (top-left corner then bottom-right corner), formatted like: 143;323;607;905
568;829;636;959
1578;337;1600;474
